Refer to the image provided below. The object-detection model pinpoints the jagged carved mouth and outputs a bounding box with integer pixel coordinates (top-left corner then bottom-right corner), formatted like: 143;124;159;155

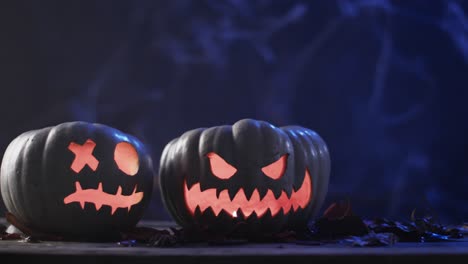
63;181;144;215
184;169;312;219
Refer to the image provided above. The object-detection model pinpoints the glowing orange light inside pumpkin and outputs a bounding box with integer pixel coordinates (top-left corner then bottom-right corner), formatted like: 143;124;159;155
262;154;287;180
63;181;144;215
184;168;312;218
114;142;139;176
68;139;99;173
207;152;237;179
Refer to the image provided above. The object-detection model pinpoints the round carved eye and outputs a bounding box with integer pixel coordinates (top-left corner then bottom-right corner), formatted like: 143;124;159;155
262;154;288;180
114;142;139;176
207;152;237;180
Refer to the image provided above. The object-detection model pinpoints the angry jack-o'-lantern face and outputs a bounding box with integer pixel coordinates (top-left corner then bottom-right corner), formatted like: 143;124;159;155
159;119;330;236
184;152;312;219
0;122;154;240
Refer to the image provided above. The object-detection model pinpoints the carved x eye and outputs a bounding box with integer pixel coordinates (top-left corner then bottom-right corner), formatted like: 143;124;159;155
68;139;99;173
207;152;237;179
262;154;288;180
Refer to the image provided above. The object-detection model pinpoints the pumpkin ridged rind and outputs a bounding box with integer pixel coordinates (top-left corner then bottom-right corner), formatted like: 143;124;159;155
0;121;154;240
159;119;330;235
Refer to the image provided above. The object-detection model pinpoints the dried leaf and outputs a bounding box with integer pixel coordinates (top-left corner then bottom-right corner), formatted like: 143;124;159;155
0;233;22;240
365;211;463;242
118;226;184;247
345;232;397;247
365;218;420;241
305;202;463;246
121;226;170;242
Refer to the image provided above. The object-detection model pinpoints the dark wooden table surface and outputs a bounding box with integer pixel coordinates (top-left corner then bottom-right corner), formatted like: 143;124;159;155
1;218;468;264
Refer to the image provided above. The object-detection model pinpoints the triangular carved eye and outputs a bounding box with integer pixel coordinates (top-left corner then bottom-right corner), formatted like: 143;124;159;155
207;152;237;179
262;154;288;180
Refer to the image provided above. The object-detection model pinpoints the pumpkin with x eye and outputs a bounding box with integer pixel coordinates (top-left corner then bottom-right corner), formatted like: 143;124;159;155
0;121;154;240
159;118;331;236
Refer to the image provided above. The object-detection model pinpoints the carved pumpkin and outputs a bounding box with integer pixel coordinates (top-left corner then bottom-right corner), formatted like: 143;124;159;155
159;119;330;236
0;121;154;240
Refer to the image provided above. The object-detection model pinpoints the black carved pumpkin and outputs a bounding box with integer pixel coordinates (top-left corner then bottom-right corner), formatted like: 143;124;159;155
0;121;154;240
159;119;330;236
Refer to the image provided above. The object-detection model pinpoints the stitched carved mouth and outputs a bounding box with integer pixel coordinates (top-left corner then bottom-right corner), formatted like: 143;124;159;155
63;182;144;215
184;169;312;219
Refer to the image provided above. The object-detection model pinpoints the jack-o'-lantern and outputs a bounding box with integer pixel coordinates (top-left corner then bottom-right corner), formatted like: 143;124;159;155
0;121;154;240
159;119;330;236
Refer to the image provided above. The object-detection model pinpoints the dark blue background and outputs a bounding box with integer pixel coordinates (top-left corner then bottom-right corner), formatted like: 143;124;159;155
1;0;467;224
